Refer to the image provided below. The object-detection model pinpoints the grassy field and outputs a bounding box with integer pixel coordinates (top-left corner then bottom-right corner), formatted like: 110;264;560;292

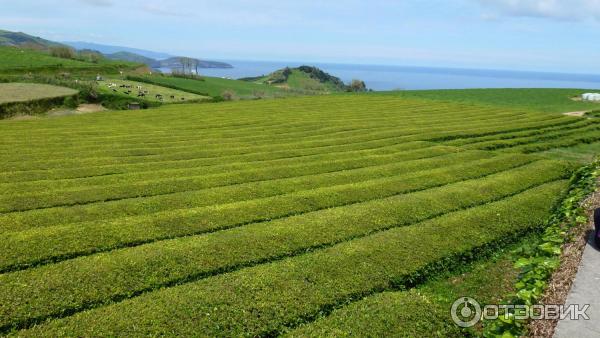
0;92;597;336
98;78;210;103
0;46;139;73
127;74;288;98
395;88;600;113
0;83;77;104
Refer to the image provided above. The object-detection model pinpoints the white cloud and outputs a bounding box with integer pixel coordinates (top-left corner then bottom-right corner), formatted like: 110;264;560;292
475;0;600;21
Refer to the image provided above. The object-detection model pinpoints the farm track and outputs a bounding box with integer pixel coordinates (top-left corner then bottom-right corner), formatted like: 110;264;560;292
0;94;594;336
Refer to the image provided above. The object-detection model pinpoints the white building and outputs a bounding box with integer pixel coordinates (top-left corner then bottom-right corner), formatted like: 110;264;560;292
582;93;600;101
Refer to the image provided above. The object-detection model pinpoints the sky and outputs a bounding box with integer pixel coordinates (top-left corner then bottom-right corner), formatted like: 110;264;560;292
1;0;600;73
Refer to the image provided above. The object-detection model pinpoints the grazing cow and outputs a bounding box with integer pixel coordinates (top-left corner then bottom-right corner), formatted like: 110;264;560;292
137;85;143;90
119;84;125;88
112;89;117;92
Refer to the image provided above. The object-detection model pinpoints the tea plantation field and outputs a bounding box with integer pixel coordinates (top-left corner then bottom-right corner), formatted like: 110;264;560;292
0;93;598;336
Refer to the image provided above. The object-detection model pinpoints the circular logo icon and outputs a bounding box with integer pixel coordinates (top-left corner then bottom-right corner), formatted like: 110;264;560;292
451;297;482;328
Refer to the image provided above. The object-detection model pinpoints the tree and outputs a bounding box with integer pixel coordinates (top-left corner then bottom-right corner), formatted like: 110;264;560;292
349;79;367;92
49;46;76;59
178;57;200;75
221;90;236;101
77;50;103;63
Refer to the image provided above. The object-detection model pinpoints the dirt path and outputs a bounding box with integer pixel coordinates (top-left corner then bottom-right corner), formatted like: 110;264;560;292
47;104;106;117
563;111;588;117
76;104;106;113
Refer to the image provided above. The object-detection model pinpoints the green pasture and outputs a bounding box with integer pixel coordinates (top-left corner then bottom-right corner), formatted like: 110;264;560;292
98;78;210;103
0;83;77;104
127;74;287;98
394;88;600;113
0;93;598;336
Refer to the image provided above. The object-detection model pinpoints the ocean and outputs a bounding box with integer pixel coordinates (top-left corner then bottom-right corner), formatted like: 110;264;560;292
174;60;600;91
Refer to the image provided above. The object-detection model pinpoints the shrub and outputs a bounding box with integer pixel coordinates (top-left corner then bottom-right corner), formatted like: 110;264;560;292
63;96;78;108
349;79;367;92
49;46;76;60
221;90;236;101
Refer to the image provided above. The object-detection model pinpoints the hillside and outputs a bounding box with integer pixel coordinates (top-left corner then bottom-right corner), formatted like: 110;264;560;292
0;30;65;50
126;74;285;98
158;57;232;70
105;51;160;68
242;66;350;92
0;46;142;73
63;41;171;60
0;46;102;72
63;41;232;70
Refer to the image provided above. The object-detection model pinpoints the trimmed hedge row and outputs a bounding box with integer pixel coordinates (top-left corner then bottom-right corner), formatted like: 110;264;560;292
0;150;495;233
0;107;553;168
465;122;600;151
0;154;540;330
10;181;568;337
0;159;570;274
443;118;591;147
0;94;77;119
0;145;458;212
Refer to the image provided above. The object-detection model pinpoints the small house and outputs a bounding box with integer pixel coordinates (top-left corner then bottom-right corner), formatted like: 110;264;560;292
128;102;141;110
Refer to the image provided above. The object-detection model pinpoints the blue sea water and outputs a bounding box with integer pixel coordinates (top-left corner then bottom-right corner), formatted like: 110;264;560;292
176;60;600;91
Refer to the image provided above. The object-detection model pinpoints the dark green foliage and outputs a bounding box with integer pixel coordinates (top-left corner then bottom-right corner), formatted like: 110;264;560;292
585;110;600;118
297;65;345;88
62;96;78;108
0;95;71;119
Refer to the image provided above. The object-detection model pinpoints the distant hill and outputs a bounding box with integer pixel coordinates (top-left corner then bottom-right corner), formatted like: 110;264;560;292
159;57;233;69
0;30;66;50
103;53;232;70
105;51;160;68
241;66;349;92
0;46;142;73
0;30;232;71
63;41;171;60
64;42;233;69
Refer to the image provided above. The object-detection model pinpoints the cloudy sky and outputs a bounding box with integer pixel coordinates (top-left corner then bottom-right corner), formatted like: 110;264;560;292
1;0;599;73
